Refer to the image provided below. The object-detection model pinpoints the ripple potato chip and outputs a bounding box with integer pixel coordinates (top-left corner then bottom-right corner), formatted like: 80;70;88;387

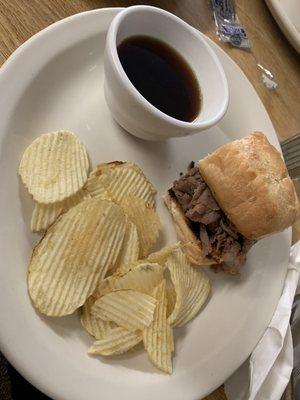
85;174;112;200
143;280;174;374
146;243;181;265
120;194;161;258
19;131;89;204
91;161;156;208
114;220;139;271
28;199;126;316
94;262;164;298
166;247;210;327
91;289;157;331
31;188;91;232
117;243;180;274
80;296;116;340
166;287;177;318
88;327;142;356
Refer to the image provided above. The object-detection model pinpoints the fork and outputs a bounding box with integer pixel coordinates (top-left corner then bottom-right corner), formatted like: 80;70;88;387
281;134;300;179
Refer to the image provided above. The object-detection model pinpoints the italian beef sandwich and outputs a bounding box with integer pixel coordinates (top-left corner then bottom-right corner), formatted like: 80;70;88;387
165;132;298;274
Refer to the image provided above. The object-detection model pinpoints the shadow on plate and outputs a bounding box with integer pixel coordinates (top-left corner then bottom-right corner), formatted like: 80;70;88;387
39;311;84;339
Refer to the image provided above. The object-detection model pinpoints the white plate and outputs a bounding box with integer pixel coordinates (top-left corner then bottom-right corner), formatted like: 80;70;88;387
265;0;300;53
0;8;291;400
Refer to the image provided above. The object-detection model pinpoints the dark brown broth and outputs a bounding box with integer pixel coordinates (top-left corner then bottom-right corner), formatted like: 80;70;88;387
117;36;200;122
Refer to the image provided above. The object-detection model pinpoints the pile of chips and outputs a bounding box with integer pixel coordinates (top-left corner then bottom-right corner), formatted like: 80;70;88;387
86;245;210;373
19;131;211;374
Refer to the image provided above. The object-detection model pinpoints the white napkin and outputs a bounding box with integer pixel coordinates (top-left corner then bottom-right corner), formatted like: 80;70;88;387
225;241;300;400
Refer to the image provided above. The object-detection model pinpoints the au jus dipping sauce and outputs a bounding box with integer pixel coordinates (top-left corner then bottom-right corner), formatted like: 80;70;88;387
117;36;201;122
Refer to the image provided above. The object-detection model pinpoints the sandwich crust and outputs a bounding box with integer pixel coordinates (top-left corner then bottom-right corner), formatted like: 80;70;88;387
198;132;298;240
164;193;214;265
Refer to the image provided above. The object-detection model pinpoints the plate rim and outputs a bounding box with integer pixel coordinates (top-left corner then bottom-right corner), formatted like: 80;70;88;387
265;0;300;53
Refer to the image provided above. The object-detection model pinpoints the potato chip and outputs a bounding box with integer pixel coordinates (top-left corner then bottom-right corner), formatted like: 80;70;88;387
19;131;89;204
166;247;210;327
28;199;126;316
80;296;116;340
91;289;157;331
146;243;181;265
31;189;91;232
120;194;161;258
116;259;140;275
91;161;156;208
31;202;63;233
85;174;112;200
94;262;164;298
166;287;176;318
143;280;173;374
114;221;139;270
117;243;181;274
168;321;175;353
88;327;142;356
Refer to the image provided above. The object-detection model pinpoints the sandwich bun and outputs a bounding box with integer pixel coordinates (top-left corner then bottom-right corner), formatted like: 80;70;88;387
164;193;216;265
198;132;298;240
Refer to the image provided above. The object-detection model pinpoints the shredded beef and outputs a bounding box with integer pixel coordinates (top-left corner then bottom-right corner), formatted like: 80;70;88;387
199;225;212;257
171;162;254;274
219;219;238;240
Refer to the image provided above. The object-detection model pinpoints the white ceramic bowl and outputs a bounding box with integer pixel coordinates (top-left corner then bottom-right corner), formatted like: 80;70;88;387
104;6;229;141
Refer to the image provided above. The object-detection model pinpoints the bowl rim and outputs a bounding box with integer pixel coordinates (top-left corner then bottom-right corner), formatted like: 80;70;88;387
105;5;229;130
